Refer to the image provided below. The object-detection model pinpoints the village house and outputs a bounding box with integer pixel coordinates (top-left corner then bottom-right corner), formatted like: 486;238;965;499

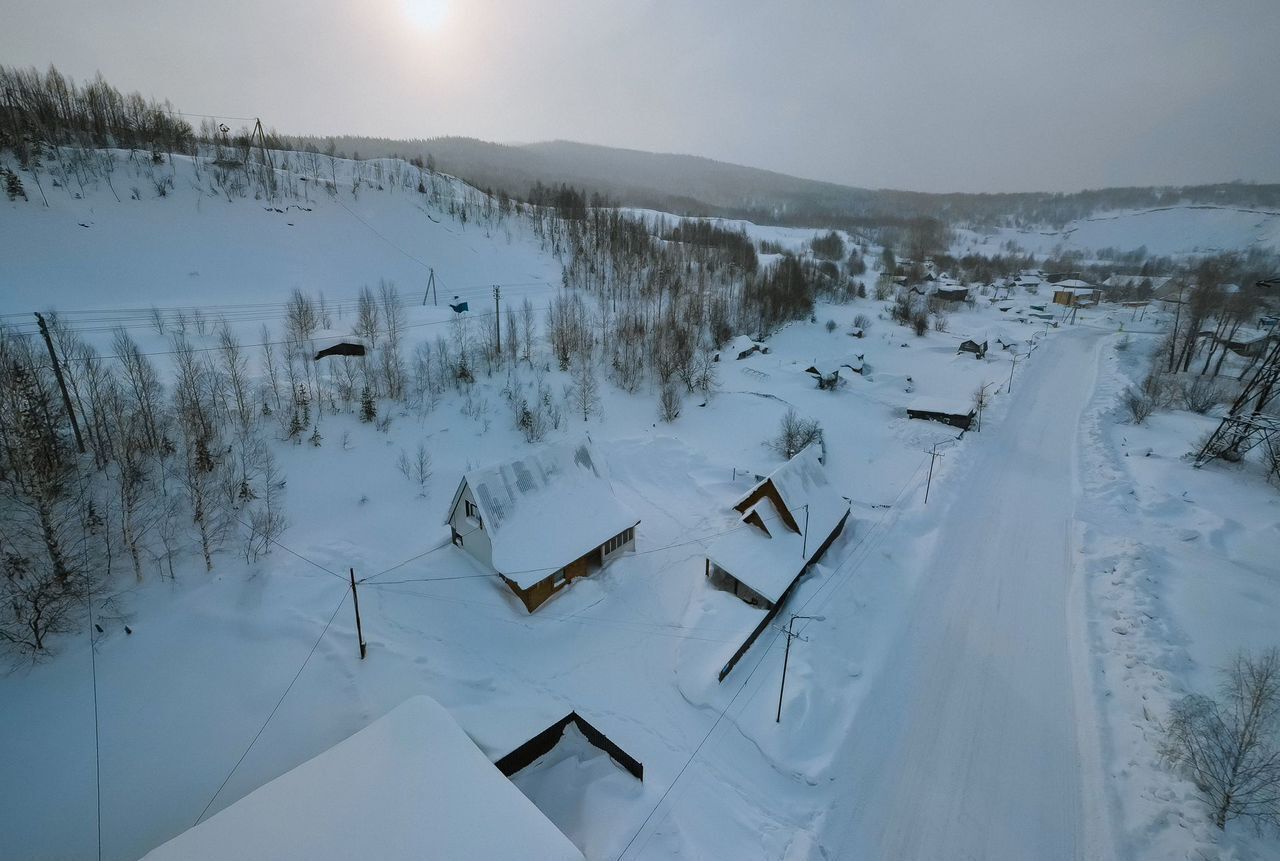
447;441;639;612
1051;279;1103;307
706;445;850;611
141;696;584;861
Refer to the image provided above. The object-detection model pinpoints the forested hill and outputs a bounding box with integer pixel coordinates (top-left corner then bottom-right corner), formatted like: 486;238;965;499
293;134;1280;229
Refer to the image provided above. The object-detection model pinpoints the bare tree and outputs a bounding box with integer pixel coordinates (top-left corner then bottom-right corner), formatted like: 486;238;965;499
769;409;823;460
396;443;433;496
658;384;682;422
569;352;600;422
243;449;288;563
1161;649;1280;832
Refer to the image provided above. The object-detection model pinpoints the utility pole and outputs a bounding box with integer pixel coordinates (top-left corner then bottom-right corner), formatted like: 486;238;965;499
493;285;502;356
1007;352;1023;394
349;568;367;659
424;268;437;306
777;613;824;723
251;118;275;171
34;313;86;454
975;381;994;432
923;442;945;504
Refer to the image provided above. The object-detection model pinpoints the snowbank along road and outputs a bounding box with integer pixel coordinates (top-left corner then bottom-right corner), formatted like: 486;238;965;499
820;327;1116;860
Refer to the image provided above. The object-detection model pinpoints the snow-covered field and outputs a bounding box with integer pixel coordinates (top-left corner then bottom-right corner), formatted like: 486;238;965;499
2;151;1277;861
955;205;1280;260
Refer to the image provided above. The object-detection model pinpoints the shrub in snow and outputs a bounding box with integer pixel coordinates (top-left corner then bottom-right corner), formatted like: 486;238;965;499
1179;377;1225;415
659;384;682;423
853;313;871;330
1159;648;1280;832
359;386;377;423
1123;386;1155;424
770;409;824;460
912;311;930;337
932;313;949;333
825;319;838;333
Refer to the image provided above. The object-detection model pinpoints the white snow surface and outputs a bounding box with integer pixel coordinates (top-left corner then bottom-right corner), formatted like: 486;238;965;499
140;695;583;861
458;440;639;587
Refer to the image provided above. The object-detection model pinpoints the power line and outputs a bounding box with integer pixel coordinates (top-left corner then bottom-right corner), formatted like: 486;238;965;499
194;584;349;826
615;457;931;859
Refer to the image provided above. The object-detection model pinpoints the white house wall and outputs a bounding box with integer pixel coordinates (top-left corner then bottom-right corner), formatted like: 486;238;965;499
450;482;495;571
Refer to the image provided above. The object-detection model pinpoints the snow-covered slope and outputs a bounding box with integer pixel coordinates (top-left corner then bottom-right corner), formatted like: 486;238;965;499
955;205;1280;259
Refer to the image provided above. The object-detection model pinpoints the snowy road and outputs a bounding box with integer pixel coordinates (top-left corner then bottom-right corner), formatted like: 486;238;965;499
820;328;1114;860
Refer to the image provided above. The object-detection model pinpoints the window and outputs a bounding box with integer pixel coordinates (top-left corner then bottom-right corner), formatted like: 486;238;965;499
464;499;481;527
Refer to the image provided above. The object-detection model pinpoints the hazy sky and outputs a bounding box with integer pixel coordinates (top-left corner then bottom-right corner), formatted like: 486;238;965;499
4;0;1278;193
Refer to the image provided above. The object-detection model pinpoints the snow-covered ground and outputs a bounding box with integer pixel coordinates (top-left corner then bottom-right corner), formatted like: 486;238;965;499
3;149;1277;861
955;205;1280;260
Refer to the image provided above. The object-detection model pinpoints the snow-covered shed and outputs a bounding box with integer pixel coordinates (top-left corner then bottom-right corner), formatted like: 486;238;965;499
716;334;768;361
447;441;639;612
140;696;584;861
933;285;970;302
907;397;977;431
705;444;850;611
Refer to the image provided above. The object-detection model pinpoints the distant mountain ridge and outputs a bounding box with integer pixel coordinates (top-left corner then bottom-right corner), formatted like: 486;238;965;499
290;134;1280;229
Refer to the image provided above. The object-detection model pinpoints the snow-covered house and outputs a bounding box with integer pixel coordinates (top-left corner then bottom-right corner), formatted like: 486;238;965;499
716;334;768;361
1051;280;1102;307
706;445;850;611
447;441;639;612
140;696;584;861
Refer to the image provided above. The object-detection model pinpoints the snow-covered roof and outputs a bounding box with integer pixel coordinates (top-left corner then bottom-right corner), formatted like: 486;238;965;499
140;696;584;861
1103;274;1170;290
720;334;764;358
456;441;639;588
908;397;975;417
1052;280;1095;291
707;445;849;605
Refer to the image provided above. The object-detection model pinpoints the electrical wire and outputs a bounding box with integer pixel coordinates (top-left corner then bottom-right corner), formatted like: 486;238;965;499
193;584;349;826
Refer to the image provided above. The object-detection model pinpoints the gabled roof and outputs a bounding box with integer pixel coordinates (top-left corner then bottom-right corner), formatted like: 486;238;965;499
141;696;584;861
1052;279;1095;290
707;445;849;604
453;441;638;587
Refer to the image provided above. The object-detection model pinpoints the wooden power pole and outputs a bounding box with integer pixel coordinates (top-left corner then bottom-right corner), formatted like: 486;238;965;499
493;285;502;355
34;313;86;454
349;568;367;659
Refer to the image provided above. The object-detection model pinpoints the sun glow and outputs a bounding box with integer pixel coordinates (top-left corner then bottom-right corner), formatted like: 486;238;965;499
402;0;448;31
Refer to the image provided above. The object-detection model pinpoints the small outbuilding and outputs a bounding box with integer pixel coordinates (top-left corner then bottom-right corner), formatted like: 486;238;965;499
447;441;639;612
907;397;976;431
934;285;970;302
957;339;988;359
716;335;768;361
140;696;584;861
706;444;851;611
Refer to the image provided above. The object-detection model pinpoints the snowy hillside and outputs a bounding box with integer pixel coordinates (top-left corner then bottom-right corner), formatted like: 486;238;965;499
3;146;1279;861
956;204;1280;259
